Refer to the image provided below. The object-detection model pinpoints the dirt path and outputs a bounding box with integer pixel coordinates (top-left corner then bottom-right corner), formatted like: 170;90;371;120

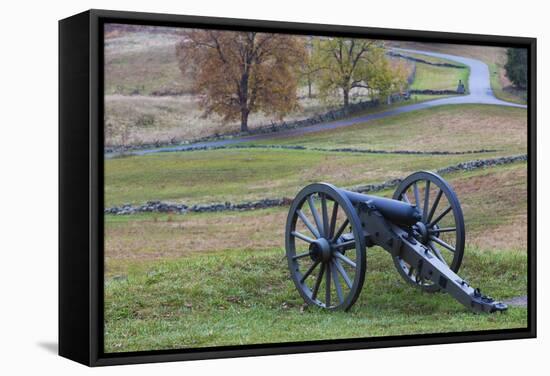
106;49;527;158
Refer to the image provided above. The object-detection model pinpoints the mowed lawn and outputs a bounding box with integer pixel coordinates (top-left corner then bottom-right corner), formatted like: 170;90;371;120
410;63;469;91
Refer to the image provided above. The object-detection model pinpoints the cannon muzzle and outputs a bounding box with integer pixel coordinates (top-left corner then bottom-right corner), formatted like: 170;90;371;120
340;189;422;226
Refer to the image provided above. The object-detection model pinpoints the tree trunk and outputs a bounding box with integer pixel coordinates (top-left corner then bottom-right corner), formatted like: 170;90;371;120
239;69;250;133
307;78;312;98
240;109;249;132
343;88;349;108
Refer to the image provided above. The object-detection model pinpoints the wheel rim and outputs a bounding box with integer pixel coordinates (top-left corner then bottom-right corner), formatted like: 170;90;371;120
392;171;465;292
285;183;366;310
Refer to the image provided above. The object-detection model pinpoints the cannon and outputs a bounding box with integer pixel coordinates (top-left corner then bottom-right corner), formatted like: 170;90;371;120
285;171;508;313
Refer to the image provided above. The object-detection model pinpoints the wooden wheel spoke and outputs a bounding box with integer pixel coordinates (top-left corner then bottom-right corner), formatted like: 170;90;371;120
300;260;320;283
325;261;332;307
401;192;411;203
291;231;315;244
428;241;446;262
308;195;324;237
297;210;320;239
329;202;339;238
292;251;311;260
331;261;344;304
429;235;456;253
333;259;352;289
423;180;430;222
333;251;356;268
429;205;452;228
332;218;349;242
321;194;329;238
427;189;443;223
413;182;421;211
430;227;456;233
333;240;355;249
311;263;325;300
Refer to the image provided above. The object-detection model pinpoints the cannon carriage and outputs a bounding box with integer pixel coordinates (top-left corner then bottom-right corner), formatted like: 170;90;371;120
285;171;507;313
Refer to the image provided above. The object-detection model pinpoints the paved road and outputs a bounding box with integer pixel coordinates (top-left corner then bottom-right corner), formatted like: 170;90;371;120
107;49;527;158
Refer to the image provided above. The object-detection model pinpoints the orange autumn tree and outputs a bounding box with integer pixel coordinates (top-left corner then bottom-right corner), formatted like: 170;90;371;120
176;30;305;132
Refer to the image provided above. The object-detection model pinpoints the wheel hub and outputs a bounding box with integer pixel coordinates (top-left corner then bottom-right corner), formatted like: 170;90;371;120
309;238;332;263
414;221;429;243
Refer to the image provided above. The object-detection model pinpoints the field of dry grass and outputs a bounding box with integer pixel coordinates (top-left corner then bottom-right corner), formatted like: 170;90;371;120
104;28;376;146
105;92;349;146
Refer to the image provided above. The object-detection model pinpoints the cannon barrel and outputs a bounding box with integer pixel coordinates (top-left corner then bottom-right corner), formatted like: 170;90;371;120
340;189;422;226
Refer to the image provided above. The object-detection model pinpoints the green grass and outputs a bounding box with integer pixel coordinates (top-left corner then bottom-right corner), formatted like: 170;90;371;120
104;246;527;352
249;105;526;153
410;63;470;91
104;163;528;352
104;148;505;207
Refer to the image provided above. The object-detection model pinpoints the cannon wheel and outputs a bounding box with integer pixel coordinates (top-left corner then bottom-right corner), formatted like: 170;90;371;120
392;171;465;292
285;183;366;311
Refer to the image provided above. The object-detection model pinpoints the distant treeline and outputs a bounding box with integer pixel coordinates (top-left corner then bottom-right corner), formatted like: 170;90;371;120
104;23;183;35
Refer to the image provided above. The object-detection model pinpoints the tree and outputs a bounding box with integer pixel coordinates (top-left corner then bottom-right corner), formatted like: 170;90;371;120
368;57;409;102
299;37;322;99
311;38;406;108
504;48;528;89
176;30;305;132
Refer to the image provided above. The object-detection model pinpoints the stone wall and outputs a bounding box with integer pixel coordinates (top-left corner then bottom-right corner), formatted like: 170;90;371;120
104;96;412;154
105;154;527;215
149;143;497;156
387;51;466;69
409;89;462;95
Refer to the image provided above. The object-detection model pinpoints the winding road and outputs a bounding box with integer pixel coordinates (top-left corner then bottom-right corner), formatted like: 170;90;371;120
106;49;527;158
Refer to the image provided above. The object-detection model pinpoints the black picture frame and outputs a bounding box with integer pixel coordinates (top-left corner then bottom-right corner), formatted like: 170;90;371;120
59;8;537;367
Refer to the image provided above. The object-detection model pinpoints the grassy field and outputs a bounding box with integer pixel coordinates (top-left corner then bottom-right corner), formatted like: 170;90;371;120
105;149;473;206
104;246;526;352
250;105;526;153
105;162;527;273
104;160;528;352
105;29;190;96
390;41;527;104
104;167;528;351
410;63;469;91
105;105;526;207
